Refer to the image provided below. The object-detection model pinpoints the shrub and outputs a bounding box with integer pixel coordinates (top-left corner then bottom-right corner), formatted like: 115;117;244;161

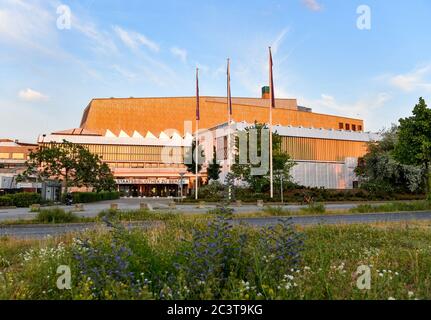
35;208;79;224
0;195;13;207
72;191;120;204
0;193;42;208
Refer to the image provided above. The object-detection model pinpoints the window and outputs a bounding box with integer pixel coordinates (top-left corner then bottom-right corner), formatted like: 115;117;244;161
358;125;363;131
345;124;350;130
352;124;356;131
0;153;9;159
12;153;25;159
338;123;344;130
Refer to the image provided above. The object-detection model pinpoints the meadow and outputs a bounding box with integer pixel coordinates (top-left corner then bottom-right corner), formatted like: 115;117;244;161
1;213;431;300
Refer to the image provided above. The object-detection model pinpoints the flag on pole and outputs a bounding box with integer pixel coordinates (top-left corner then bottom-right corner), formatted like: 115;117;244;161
227;59;232;116
196;68;200;120
268;47;274;199
269;47;276;109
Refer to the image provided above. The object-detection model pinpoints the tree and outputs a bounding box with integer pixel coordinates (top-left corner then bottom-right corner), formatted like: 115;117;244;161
207;146;222;182
355;125;424;193
184;139;204;175
229;122;295;194
393;97;431;199
22;140;116;193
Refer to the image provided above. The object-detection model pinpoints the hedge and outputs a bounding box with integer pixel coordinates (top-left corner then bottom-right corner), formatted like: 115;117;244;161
0;193;42;208
71;191;120;204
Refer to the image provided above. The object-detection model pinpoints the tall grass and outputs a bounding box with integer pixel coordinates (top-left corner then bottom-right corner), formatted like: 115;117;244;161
350;201;431;214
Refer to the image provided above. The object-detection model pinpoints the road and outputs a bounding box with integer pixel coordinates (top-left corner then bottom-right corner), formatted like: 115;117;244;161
0;198;390;222
2;211;431;239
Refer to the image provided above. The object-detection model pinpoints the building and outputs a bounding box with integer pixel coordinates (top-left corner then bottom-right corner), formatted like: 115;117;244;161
0;139;38;194
39;87;379;196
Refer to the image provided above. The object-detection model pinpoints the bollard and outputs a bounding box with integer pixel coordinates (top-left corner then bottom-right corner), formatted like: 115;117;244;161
197;201;205;209
257;200;264;207
74;204;84;212
30;204;41;212
140;202;154;211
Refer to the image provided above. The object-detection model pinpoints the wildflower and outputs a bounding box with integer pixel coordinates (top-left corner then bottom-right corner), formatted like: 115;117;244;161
388;297;396;300
408;291;414;298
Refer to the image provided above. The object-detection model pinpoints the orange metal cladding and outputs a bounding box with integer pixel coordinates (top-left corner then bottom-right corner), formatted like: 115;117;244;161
281;137;368;162
79;97;364;136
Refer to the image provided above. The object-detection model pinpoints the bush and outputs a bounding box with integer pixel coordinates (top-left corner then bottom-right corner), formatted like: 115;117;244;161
36;208;79;224
0;193;42;208
0;195;13;207
72;191;120;204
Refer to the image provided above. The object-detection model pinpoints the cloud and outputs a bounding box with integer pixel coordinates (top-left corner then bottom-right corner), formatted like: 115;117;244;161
113;26;159;52
388;64;431;93
170;46;188;63
271;28;289;55
300;92;392;130
18;88;49;102
302;0;323;11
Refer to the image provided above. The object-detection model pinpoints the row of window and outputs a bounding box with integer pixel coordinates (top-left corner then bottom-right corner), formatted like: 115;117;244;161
0;153;26;159
338;123;362;131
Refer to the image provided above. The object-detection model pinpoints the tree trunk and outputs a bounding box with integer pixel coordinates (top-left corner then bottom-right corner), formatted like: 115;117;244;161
428;163;431;201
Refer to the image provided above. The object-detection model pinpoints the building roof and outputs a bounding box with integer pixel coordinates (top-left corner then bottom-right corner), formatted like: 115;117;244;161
52;128;102;136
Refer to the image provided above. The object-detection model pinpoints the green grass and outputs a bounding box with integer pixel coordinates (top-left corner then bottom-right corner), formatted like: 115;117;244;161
35;208;79;224
1;217;431;300
350;200;431;214
97;208;179;222
300;203;326;214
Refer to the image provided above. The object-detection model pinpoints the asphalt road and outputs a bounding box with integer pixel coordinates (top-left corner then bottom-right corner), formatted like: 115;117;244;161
2;211;431;239
0;198;392;222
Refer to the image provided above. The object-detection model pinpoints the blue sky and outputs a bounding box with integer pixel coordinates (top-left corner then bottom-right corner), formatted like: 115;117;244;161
1;0;431;141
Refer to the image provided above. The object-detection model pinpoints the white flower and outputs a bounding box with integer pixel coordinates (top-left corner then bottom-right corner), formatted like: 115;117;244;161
408;291;414;298
388;297;396;300
379;273;384;277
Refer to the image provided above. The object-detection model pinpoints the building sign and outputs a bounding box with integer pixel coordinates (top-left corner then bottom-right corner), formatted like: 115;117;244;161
115;178;189;185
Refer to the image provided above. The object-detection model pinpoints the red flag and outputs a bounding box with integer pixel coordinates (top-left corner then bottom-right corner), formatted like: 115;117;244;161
196;68;200;120
227;59;232;115
269;47;275;108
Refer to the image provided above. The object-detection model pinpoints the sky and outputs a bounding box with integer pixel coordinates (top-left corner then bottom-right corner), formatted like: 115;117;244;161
1;0;431;141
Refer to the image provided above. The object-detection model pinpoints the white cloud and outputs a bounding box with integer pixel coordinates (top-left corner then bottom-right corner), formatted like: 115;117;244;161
300;92;392;130
18;88;49;102
302;0;323;11
271;28;289;55
170;46;188;63
113;26;159;52
388;64;431;93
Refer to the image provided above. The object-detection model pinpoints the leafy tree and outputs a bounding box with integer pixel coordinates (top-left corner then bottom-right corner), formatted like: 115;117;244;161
355;125;424;193
229;122;295;194
207;146;222;182
22;140;116;193
184;139;204;175
393;97;431;199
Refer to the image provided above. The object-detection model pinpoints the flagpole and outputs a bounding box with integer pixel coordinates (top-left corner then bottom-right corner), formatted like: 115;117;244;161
269;47;274;199
195;68;200;200
227;58;232;202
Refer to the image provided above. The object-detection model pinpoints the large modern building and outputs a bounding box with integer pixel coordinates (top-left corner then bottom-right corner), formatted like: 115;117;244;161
39;87;380;196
